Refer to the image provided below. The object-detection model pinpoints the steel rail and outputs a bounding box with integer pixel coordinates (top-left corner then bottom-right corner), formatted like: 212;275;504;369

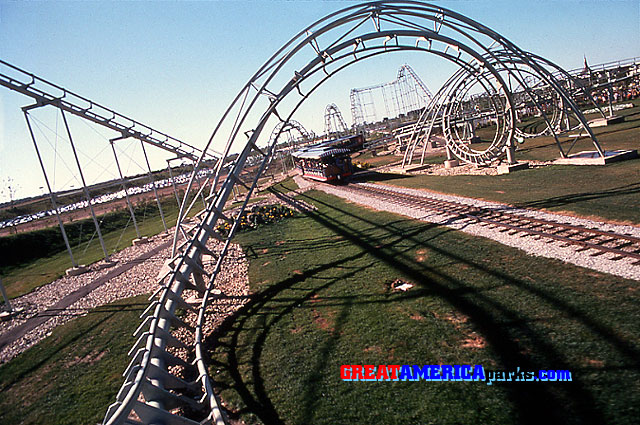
103;117;279;425
349;183;640;263
559;56;640;80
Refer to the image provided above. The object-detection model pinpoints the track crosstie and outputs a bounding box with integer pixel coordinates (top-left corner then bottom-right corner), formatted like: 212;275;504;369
346;183;640;265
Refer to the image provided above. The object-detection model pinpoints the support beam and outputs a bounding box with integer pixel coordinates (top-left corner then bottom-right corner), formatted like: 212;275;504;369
141;141;168;233
23;109;78;268
166;159;183;209
61;109;111;261
0;59;213;162
110;138;141;239
192;160;207;209
0;278;13;313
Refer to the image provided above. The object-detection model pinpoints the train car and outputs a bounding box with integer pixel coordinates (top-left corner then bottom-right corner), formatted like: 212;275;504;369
320;133;365;151
292;146;354;182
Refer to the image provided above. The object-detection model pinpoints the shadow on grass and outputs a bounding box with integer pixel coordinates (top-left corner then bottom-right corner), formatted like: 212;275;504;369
205;190;640;425
514;179;640;211
0;300;146;393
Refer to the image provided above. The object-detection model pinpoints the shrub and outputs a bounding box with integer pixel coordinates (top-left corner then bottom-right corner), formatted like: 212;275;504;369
216;204;295;237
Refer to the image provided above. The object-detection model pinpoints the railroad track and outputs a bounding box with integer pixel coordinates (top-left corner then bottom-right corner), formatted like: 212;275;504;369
347;183;640;265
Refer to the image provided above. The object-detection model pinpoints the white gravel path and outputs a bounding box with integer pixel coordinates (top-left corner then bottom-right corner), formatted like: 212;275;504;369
314;180;640;282
0;233;179;363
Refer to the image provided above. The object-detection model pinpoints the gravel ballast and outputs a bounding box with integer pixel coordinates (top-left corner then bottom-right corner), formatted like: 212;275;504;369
0;233;180;363
314;180;640;282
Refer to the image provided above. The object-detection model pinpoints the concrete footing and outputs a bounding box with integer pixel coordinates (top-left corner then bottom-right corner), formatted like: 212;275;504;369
589;115;625;127
185;289;223;306
497;162;529;174
386;164;431;174
403;164;432;173
132;237;150;246
66;265;88;276
554;149;638;166
156;258;176;280
444;159;459;169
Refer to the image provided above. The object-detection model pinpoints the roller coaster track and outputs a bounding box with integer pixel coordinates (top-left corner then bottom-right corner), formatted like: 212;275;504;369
0;59;214;162
102;140;277;425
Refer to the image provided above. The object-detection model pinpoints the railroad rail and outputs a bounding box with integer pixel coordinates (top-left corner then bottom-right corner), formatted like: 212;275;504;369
347;183;640;264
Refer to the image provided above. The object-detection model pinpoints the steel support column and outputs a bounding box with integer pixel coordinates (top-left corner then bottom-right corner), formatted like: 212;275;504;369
192;160;207;208
0;278;13;312
61;109;110;261
23;108;78;268
140;141;168;233
110;138;141;239
166;159;182;209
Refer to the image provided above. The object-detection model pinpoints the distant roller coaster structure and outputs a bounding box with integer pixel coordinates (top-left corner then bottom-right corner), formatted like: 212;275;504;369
350;63;433;126
100;1;609;424
401;49;610;167
324;103;350;137
267;119;315;171
269;119;315;151
0;59;218;271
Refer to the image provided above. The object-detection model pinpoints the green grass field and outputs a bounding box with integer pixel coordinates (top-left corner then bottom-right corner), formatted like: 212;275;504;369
1;189;638;424
362;100;640;225
0;192;208;299
0;296;146;425
0;100;638;425
205;190;640;425
0;199;178;299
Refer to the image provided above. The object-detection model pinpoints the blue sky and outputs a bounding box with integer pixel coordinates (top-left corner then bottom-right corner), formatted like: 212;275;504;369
0;0;638;202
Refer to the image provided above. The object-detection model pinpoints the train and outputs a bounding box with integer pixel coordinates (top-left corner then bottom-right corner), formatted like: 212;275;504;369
291;134;364;182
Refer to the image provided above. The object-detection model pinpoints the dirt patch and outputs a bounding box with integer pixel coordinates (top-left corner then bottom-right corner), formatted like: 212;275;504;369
410;313;425;321
461;333;486;349
415;249;430;263
436;311;487;350
363;345;383;355
584;358;605;368
440;312;469;325
311;306;335;334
